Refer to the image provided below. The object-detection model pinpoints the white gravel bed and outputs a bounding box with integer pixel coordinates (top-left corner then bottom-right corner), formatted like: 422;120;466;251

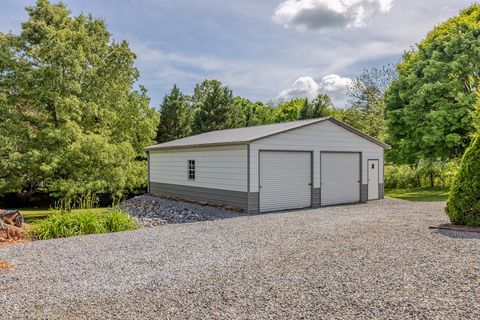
0;198;479;319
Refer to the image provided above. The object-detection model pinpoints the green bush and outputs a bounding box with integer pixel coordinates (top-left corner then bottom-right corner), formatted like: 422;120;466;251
385;160;459;189
385;164;419;189
445;136;480;226
31;210;138;240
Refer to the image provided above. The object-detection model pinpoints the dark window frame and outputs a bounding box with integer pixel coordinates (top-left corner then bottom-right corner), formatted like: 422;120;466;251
188;160;196;180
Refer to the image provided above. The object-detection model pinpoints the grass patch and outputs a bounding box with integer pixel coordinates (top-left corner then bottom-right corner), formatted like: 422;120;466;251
30;210;138;240
386;188;450;202
20;207;107;224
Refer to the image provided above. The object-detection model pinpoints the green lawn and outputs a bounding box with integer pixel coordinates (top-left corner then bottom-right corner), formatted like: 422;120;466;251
20;207;109;224
385;188;450;202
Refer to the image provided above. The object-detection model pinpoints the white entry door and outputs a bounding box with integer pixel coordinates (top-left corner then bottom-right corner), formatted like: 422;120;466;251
259;151;312;212
368;159;379;200
321;152;360;206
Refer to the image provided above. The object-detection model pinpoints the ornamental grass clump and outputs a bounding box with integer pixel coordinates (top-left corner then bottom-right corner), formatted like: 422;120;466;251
31;210;138;240
445;136;480;227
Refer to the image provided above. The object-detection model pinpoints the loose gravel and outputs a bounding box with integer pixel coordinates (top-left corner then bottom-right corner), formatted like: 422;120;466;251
119;195;240;227
0;198;479;319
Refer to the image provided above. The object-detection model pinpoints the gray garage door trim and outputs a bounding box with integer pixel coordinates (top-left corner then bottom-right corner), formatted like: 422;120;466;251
258;150;313;213
320;151;362;206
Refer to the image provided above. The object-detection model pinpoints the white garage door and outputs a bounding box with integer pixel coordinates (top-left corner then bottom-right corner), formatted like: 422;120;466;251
321;152;360;206
259;151;312;212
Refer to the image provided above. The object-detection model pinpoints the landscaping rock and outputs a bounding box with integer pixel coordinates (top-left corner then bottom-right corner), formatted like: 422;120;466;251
119;195;240;227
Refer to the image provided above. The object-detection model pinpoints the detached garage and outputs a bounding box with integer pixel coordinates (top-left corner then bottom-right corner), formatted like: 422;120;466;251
145;117;390;213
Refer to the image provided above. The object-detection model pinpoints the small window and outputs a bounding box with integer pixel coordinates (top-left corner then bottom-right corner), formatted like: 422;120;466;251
188;160;195;180
371;163;375;169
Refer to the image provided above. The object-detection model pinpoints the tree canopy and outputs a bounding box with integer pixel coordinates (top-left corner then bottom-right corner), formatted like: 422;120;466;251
0;0;158;198
385;5;480;164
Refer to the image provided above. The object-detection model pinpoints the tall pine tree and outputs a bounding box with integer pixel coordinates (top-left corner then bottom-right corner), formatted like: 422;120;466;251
156;85;191;143
299;94;333;120
191;80;235;134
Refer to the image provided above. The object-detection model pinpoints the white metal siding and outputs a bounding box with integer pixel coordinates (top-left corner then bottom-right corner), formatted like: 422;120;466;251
321;153;360;206
259;151;311;212
250;120;384;193
149;145;247;192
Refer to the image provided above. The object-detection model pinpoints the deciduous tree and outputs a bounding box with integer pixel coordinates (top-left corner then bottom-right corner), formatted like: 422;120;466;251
385;5;480;164
0;0;158;198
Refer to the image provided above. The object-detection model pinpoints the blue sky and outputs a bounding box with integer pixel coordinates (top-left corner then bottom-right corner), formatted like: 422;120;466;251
1;0;473;108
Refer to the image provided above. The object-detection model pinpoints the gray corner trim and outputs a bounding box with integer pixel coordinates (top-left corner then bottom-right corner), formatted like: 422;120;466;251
360;184;368;202
379;183;385;199
247;144;250;194
360;152;363;201
147;151;150;194
257;149;261;212
247;143;251;212
150;182;248;211
311;152;315;207
248;192;259;214
312;188;321;208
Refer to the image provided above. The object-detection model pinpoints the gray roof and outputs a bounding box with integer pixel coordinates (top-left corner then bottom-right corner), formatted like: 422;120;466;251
145;117;390;151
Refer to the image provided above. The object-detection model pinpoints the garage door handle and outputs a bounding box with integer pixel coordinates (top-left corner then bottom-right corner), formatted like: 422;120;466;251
308;183;312;186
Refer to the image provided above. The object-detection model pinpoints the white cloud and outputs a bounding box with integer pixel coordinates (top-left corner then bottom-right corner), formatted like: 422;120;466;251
278;74;352;107
273;0;393;30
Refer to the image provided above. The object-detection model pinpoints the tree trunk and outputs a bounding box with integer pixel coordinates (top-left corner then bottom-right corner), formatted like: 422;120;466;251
430;167;434;188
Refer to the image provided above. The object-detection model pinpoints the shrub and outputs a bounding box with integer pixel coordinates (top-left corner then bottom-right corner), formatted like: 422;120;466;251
445;136;480;226
385;160;460;189
385;164;419;189
31;210;138;240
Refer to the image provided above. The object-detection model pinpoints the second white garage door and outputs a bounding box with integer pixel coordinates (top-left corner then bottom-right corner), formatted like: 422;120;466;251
259;151;312;212
321;152;360;206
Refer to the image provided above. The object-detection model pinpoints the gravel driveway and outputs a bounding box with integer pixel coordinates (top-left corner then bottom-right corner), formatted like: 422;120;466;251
0;198;479;319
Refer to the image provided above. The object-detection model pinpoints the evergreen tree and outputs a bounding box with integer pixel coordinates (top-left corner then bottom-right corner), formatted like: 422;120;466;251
312;94;334;118
191;80;235;133
445;135;480;226
299;94;333;120
226;98;246;129
299;99;313;119
156;85;191;143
